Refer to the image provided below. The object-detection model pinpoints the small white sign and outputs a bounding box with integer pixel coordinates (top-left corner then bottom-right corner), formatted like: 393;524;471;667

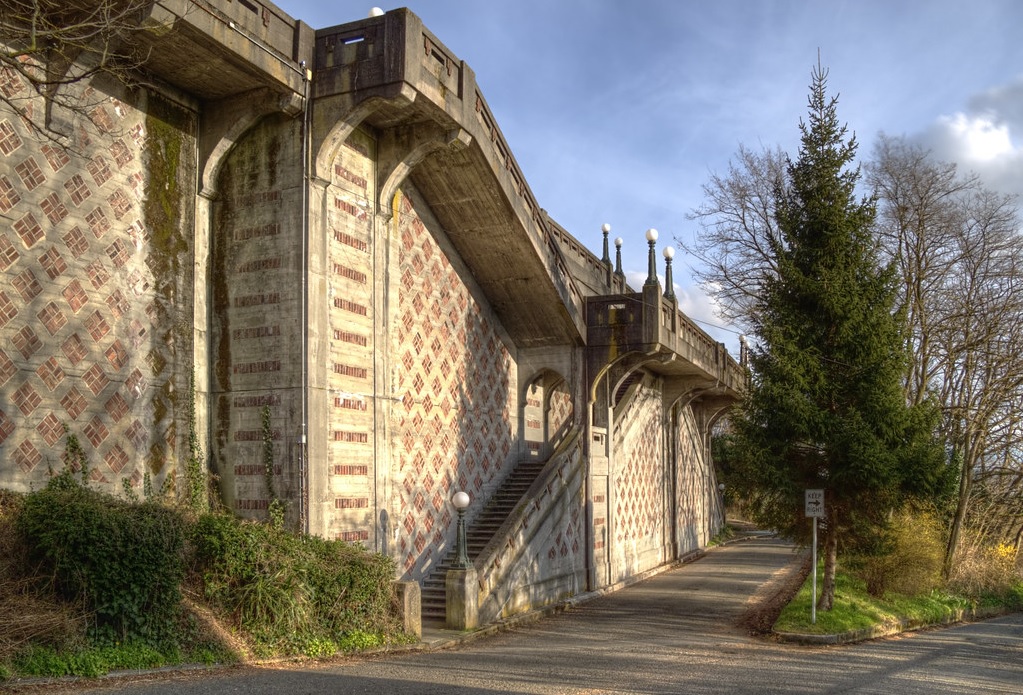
805;489;825;518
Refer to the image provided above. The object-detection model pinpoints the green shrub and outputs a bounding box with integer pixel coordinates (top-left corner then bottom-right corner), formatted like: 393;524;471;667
190;513;404;652
849;510;944;597
301;534;400;638
16;472;187;645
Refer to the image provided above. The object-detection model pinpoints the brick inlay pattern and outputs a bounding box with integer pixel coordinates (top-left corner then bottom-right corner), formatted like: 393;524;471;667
37;413;63;446
547;384;574;443
13;268;41;302
390;191;514;581
0;79;189;494
613;384;664;547
0;350;15;386
62;227;90;259
14;440;41;474
36;357;65;391
15;157;45;189
0;119;23;154
0;410;16;445
0;235;19;270
0;291;17;328
0;175;21;211
14;212;43;248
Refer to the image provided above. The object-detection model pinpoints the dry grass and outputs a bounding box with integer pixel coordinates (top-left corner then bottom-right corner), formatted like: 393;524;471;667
0;490;89;663
853;511;945;597
947;539;1019;597
0;580;90;661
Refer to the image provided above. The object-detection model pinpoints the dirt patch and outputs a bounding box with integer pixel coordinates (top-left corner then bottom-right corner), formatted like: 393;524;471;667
738;549;811;636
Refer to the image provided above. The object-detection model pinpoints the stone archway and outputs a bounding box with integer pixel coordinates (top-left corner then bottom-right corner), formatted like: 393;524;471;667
522;369;574;461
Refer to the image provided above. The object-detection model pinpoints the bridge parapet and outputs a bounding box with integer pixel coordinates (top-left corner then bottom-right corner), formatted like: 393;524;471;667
140;0;312;101
312;8;586;347
587;289;745;395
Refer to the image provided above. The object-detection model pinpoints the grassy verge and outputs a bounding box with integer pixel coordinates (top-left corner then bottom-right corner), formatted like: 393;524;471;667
774;565;1023;635
707;524;737;546
3;639;231;681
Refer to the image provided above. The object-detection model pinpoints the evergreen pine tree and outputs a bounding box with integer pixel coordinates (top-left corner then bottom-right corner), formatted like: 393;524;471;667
730;64;947;610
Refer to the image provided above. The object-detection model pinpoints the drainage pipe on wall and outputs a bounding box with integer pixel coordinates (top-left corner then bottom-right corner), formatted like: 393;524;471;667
298;61;311;535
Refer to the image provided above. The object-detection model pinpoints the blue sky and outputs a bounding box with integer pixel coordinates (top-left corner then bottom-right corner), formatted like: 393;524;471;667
274;0;1023;352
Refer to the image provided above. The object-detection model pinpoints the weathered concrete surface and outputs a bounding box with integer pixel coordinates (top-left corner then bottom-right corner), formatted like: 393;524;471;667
0;0;740;629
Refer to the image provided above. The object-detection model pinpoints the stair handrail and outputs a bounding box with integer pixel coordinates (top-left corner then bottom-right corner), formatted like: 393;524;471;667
471;426;585;622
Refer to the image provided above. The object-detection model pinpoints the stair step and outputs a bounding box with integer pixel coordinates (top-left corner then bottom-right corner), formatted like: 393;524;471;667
417;457;551;623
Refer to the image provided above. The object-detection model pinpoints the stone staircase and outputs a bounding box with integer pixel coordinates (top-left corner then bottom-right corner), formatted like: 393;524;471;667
420;457;549;626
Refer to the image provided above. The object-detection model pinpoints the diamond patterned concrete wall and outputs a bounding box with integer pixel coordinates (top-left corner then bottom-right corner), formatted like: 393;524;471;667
542;484;584;569
0;72;195;493
393;188;516;581
675;405;711;554
612;380;665;580
209;114;305;522
547;382;573;448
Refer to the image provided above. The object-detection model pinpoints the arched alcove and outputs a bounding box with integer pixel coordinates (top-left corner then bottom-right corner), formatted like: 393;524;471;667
522;369;574;460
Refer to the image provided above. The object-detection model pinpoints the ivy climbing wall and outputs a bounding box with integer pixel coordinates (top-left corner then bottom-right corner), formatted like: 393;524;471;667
0;74;196;495
209;113;306;522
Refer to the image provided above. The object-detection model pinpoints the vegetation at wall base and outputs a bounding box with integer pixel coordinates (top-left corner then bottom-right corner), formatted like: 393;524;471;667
190;512;415;657
707;524;737;546
8;638;231;680
0;461;414;681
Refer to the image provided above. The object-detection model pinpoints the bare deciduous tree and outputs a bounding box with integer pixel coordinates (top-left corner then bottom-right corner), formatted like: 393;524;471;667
867;136;976;405
0;0;153;141
869;138;1022;572
683;144;788;334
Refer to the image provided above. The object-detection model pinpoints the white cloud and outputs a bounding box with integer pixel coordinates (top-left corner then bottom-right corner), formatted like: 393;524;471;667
934;113;1015;161
915;77;1023;198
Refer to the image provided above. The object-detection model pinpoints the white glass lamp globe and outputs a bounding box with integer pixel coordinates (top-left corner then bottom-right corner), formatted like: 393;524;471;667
452;490;470;510
645;228;658;243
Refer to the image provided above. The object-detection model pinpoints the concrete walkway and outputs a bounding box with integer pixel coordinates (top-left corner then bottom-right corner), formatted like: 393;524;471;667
417;532;802;651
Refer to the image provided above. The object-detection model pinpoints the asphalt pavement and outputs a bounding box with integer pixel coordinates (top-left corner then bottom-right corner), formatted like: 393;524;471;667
13;534;1023;694
418;528;796;651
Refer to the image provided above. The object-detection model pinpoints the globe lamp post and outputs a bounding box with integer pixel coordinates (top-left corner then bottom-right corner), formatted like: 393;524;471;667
644;228;659;286
453;490;471;569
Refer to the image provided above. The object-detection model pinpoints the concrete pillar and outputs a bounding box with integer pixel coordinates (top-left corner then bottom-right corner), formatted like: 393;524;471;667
445;567;478;630
393;581;422;638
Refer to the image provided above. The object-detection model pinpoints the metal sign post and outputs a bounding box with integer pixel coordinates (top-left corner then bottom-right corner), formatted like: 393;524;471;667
805;489;824;625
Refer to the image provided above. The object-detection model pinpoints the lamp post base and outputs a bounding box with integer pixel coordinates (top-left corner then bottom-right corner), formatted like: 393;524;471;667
445;566;478;630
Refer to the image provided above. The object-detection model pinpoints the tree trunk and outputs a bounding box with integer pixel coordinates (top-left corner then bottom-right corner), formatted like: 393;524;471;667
817;512;839;611
944;444;973;578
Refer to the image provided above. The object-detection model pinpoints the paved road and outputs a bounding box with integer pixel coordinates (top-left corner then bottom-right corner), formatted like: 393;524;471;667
26;537;1023;694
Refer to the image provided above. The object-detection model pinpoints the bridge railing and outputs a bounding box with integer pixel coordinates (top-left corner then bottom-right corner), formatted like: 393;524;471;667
314;9;587;337
587;292;745;392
